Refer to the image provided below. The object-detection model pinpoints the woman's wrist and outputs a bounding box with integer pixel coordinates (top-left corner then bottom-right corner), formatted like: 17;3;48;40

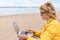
33;31;35;35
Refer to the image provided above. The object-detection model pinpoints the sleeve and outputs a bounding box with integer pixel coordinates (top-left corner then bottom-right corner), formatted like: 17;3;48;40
41;24;56;40
27;37;40;40
34;31;41;37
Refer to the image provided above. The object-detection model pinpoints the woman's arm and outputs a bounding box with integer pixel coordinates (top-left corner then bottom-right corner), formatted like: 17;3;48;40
33;31;41;37
40;24;56;40
27;36;40;40
26;29;41;37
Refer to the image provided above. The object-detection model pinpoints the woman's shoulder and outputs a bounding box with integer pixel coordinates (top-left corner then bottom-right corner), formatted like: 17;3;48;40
46;19;60;33
49;19;60;24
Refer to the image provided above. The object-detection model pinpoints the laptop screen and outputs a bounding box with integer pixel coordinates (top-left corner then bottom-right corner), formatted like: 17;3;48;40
13;21;19;35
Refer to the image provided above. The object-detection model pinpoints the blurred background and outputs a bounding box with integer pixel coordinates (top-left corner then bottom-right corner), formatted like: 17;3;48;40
0;0;60;16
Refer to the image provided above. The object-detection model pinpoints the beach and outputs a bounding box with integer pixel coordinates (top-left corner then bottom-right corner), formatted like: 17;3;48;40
0;12;60;40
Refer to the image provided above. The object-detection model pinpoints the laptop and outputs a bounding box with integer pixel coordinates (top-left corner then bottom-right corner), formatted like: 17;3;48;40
13;21;20;35
13;21;28;35
13;21;38;39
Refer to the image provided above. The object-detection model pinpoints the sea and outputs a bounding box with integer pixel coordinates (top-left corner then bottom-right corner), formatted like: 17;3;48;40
0;7;59;16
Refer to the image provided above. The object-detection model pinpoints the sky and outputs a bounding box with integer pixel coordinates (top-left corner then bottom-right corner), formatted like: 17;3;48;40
0;0;60;16
0;0;60;7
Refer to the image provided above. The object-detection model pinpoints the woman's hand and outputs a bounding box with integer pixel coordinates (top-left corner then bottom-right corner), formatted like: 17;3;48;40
18;34;28;40
25;28;36;33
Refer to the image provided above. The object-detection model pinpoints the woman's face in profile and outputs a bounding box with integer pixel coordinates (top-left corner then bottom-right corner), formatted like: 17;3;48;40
40;10;50;20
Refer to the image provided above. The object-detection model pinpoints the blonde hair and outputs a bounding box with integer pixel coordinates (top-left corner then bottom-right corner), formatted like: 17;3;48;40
40;2;56;19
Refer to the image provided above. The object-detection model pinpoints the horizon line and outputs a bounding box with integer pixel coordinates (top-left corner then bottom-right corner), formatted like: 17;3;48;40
0;6;59;8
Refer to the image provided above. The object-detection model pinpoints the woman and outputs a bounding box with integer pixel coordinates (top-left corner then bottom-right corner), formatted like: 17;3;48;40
18;2;60;40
